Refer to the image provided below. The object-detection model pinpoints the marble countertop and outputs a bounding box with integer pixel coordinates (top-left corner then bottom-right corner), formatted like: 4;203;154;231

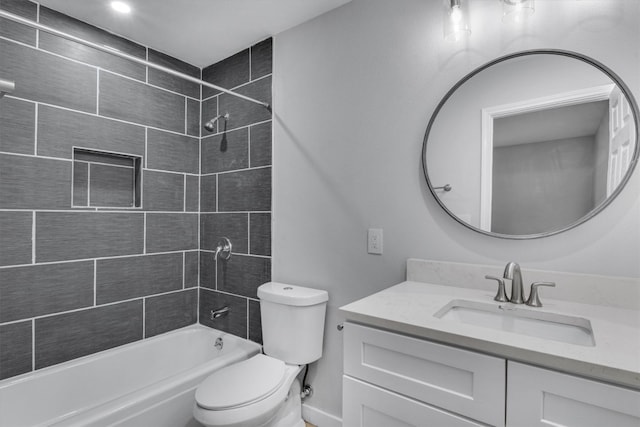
340;281;640;390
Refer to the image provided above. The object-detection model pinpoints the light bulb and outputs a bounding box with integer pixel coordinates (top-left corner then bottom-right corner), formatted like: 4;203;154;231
450;5;463;23
110;1;131;14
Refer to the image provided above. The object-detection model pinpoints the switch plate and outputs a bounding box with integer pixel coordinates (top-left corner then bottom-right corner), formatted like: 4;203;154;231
367;228;383;255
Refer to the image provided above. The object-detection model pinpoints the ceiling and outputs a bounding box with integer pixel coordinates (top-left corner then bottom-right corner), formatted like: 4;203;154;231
494;100;609;147
36;0;352;68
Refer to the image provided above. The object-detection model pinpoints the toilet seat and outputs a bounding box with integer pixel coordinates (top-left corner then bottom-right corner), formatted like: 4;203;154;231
196;354;286;410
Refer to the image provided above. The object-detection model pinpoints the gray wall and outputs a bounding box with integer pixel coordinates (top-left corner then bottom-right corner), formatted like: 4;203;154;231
272;0;640;420
0;0;200;380
491;136;596;235
198;40;273;343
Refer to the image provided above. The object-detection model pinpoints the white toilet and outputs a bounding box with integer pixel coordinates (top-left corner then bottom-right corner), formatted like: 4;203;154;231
193;282;328;427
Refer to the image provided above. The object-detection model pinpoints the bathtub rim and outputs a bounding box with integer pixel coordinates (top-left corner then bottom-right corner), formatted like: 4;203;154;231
0;323;262;389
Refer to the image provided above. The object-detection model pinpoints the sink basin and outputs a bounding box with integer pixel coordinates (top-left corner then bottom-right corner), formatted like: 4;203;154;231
434;299;595;346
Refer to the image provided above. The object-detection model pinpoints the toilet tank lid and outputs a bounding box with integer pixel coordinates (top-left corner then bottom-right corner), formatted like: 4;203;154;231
258;282;328;306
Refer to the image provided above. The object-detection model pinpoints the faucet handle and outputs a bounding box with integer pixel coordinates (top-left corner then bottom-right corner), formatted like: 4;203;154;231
485;275;509;302
526;282;556;307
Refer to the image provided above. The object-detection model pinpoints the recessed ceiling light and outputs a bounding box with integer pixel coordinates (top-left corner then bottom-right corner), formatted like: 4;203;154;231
110;1;131;14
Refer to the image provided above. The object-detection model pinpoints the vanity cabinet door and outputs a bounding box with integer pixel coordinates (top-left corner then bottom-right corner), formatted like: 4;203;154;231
344;323;505;427
507;361;640;426
343;376;487;427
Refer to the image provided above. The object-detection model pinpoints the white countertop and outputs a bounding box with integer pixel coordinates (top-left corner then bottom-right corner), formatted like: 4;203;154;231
340;281;640;390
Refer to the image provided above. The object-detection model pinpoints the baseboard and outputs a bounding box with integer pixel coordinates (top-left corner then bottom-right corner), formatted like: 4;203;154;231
302;403;342;427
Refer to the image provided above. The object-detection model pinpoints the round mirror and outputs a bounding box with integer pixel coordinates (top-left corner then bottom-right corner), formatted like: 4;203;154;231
423;50;639;239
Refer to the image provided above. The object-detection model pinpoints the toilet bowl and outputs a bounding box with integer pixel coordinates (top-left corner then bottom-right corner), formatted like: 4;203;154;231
193;283;328;427
193;354;303;427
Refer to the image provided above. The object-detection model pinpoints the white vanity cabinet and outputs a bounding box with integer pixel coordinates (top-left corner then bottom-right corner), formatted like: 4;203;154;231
342;322;506;426
342;322;640;427
507;361;640;426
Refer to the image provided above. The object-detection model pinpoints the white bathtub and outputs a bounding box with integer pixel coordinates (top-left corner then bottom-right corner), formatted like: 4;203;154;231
0;325;261;427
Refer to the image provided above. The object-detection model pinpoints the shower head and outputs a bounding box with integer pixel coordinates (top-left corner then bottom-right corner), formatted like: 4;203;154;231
204;113;229;133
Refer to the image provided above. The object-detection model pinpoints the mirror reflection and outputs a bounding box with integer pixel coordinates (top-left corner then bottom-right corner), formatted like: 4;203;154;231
424;51;637;238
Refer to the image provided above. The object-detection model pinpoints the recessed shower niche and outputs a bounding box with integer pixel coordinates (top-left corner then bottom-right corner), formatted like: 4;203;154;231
72;148;142;208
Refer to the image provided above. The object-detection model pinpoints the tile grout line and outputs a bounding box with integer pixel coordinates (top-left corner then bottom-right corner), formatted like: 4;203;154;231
31;211;36;264
31;319;36;372
93;260;97;306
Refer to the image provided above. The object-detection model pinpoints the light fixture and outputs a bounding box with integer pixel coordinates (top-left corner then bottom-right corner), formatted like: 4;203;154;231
110;1;131;14
443;0;471;42
501;0;535;23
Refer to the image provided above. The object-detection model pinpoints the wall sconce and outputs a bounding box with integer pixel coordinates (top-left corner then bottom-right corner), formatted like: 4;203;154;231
501;0;535;23
443;0;471;42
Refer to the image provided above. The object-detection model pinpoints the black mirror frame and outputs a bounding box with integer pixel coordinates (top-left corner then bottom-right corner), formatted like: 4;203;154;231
422;49;640;239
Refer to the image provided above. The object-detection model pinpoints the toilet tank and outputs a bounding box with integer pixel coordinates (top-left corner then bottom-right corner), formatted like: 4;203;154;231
257;282;328;365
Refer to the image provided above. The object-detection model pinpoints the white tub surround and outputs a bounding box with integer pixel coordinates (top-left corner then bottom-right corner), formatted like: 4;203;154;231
340;259;640;390
0;325;261;427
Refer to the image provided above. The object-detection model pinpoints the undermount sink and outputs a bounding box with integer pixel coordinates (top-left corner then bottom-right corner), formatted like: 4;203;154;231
434;299;595;346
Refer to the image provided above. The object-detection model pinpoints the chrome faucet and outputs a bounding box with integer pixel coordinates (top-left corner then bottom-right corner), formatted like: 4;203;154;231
503;261;525;304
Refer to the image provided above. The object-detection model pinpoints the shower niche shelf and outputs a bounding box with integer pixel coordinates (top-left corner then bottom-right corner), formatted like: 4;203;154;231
72;148;142;209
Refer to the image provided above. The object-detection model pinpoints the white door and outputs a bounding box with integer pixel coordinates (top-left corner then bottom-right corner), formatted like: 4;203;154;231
607;86;636;195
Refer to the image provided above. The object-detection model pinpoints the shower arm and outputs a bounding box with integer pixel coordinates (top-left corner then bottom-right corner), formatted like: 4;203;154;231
0;10;271;110
0;78;15;98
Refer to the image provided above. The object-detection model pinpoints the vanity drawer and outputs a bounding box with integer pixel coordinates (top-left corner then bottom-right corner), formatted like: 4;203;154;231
343;376;486;427
507;362;640;426
344;322;505;426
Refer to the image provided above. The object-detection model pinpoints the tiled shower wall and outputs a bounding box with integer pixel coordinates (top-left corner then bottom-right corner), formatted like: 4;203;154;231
0;0;201;380
198;40;273;344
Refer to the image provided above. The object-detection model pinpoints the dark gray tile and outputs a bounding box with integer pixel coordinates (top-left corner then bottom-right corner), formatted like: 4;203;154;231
39;6;146;58
250;213;271;256
202;49;250;99
217;255;271;298
218;76;271;131
145;289;197;337
90;163;135;207
39;31;146;81
250;121;272;167
99;71;185;133
36;212;144;262
201;128;249;174
0;321;32;380
38;105;145;159
0;38;97;112
0;0;37;45
199;288;247;338
248;300;262;344
0;154;71;209
186;98;200;137
0;211;31;266
200;174;217;212
96;253;183;304
34;300;143;369
146;213;198;253
184;251;198;288
185;175;199;212
72;161;88;207
200;213;248;253
199;251;215;289
0;97;35;155
0;261;94;323
251;38;272;81
147;129;199;174
143;170;184;211
218;167;271;212
148;49;200;98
